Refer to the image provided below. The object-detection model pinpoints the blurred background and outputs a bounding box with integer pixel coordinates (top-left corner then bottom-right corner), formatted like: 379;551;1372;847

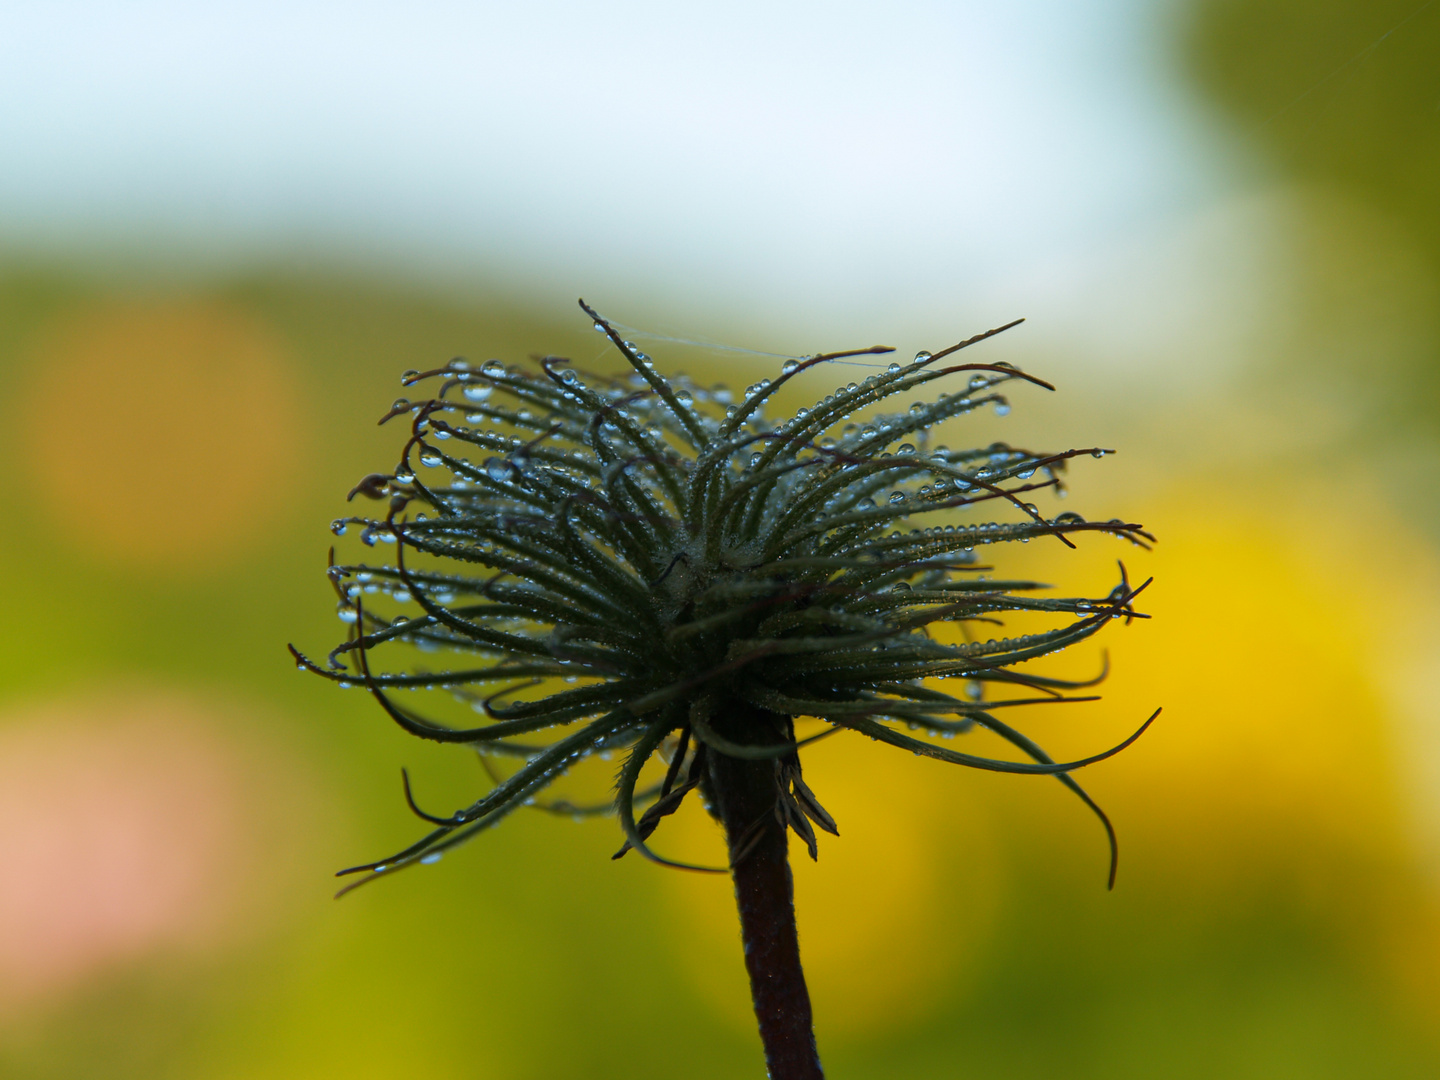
2;1;1438;1076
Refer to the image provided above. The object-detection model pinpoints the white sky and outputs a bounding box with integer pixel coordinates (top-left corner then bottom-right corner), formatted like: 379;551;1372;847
0;0;1230;346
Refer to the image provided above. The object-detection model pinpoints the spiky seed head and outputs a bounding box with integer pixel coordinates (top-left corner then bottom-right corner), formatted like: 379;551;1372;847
293;301;1156;894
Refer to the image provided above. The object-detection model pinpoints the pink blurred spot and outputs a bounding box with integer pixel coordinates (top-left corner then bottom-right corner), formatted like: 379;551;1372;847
0;694;252;1011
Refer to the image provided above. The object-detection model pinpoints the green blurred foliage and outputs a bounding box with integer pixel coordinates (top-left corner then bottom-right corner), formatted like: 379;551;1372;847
1182;0;1440;432
0;258;1438;1079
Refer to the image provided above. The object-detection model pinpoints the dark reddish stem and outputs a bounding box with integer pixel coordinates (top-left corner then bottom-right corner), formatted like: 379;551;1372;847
705;710;823;1080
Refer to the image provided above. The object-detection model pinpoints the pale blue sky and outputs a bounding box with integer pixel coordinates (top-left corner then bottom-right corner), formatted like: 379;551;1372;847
1;0;1230;345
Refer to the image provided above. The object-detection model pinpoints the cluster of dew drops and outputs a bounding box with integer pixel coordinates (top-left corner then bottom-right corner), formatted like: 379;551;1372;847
324;324;1123;649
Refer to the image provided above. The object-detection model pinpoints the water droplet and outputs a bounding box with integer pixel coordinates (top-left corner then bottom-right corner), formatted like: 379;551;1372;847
394;467;415;483
1091;449;1107;458
914;350;932;363
449;357;470;371
782;359;801;375
750;453;763;468
482;359;505;376
593;320;606;333
330;519;348;536
391;397;411;413
889;491;906;504
419;451;442;467
336;604;358;624
887;362;901;374
484;458;509;481
420;852;443;865
897;443;916;455
463;383;492;402
400;369;420;383
993;401;1011;417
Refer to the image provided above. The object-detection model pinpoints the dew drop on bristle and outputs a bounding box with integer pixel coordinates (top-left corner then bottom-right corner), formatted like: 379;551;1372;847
482;359;505;376
782;359;800;375
914;350;932;362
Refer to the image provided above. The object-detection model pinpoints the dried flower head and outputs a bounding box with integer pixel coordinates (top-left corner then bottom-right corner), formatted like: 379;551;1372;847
292;300;1156;1075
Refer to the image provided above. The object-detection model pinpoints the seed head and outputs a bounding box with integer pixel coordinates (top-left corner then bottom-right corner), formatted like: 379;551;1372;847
292;301;1156;894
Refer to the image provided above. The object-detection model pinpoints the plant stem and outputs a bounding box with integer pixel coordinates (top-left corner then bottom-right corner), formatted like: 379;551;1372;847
705;710;824;1080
